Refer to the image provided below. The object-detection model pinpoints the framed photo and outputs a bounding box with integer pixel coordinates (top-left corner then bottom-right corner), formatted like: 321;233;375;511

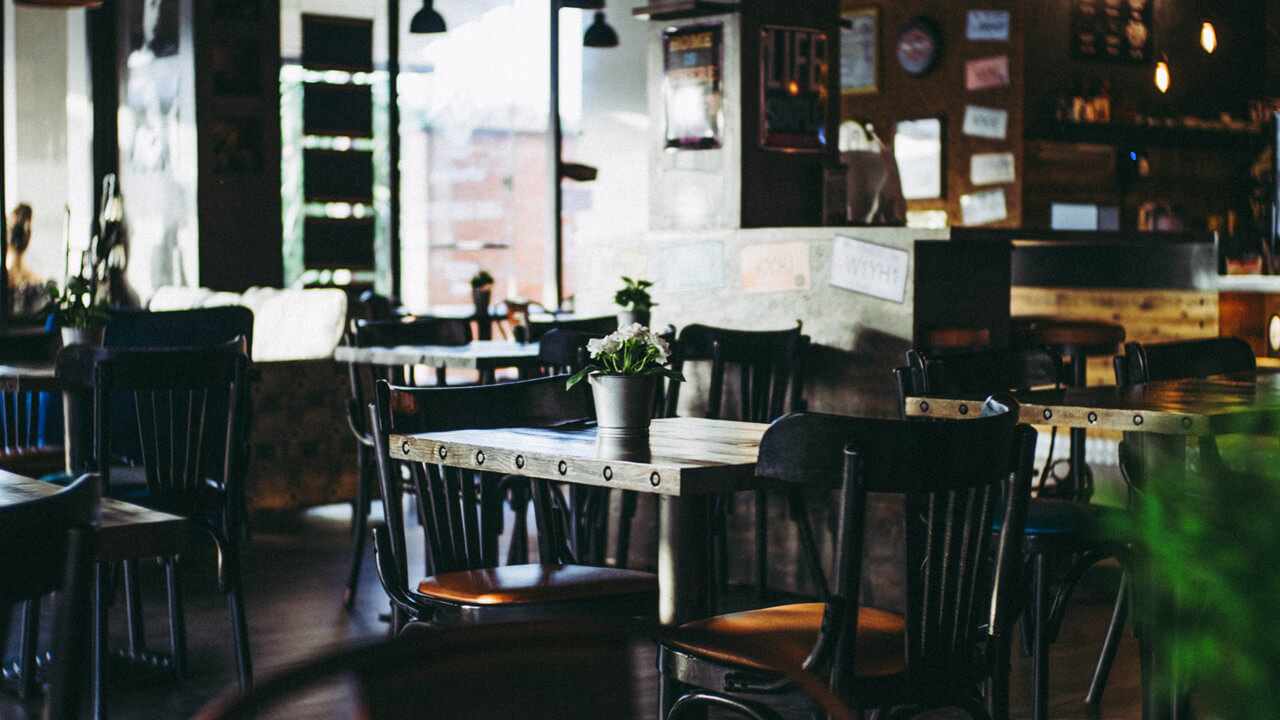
663;24;723;150
840;7;878;95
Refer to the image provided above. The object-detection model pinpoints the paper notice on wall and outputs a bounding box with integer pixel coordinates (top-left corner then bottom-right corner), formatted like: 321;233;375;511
960;188;1008;226
970;152;1016;185
660;241;725;292
962;105;1008;139
741;241;810;293
966;10;1010;41
829;235;909;303
964;55;1010;90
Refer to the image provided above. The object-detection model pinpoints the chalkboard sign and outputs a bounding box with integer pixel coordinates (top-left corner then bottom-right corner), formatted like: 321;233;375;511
1071;0;1152;63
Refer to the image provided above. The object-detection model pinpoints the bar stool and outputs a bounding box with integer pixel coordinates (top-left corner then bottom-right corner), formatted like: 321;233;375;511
1012;318;1125;500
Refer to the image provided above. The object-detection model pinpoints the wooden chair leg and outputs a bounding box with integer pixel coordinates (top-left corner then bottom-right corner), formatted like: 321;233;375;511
754;490;768;601
123;559;146;655
1085;573;1129;719
1031;553;1050;720
615;491;637;570
344;445;374;611
18;597;40;699
227;585;253;692
92;565;109;720
165;556;187;677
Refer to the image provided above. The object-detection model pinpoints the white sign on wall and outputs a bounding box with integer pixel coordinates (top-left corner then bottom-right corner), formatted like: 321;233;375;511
660;241;725;292
962;105;1008;139
966;10;1010;41
830;236;909;303
970;152;1016;185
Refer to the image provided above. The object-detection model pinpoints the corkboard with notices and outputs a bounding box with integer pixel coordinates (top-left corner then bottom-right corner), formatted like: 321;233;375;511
1071;0;1151;63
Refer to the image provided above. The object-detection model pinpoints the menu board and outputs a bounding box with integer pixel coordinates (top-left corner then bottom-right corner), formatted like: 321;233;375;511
1071;0;1151;62
663;24;723;150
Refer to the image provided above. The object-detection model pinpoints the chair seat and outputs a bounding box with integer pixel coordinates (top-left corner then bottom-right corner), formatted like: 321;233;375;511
0;445;65;476
417;563;656;605
670;602;906;676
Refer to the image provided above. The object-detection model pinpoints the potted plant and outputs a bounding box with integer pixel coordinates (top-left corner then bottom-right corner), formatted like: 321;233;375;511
566;323;682;438
44;275;110;346
614;276;656;328
470;269;494;319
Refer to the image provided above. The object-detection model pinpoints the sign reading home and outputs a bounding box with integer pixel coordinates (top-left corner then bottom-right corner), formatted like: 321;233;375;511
830;236;909;303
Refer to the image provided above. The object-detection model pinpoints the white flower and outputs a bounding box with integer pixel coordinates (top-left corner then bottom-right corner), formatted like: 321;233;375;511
587;335;621;358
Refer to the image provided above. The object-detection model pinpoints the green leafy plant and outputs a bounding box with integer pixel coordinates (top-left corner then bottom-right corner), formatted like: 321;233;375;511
43;276;110;329
470;269;495;290
565;323;683;389
613;276;656;313
1118;437;1280;720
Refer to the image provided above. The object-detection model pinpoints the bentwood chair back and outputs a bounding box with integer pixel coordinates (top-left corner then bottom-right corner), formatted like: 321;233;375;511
0;473;97;720
370;375;657;630
59;340;254;691
340;315;474;610
898;346;1132;720
1114;336;1256;387
516;314;618;344
658;402;1035;720
663;321;810;604
0;329;62;476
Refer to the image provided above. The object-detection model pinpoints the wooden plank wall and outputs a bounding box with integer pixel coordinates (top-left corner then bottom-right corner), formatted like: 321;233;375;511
1011;286;1218;384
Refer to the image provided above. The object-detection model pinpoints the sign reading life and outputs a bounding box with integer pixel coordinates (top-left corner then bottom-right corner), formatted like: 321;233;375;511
760;26;828;150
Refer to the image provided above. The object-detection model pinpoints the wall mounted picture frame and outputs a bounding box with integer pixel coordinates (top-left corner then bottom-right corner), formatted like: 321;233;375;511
840;7;878;95
663;23;724;150
896;15;943;77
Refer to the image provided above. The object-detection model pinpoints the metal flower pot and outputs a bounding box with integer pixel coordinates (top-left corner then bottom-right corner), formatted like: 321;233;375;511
60;326;104;347
589;373;657;438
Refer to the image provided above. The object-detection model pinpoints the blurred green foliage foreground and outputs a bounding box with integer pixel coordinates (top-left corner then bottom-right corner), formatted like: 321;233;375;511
1120;436;1280;719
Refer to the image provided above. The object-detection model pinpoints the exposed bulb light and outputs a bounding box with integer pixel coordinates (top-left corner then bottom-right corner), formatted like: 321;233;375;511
583;10;618;48
1200;21;1217;53
1154;57;1170;93
409;0;446;34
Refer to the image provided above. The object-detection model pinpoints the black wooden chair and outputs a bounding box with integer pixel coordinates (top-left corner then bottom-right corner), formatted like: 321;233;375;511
370;375;658;631
897;346;1133;720
515;314;618;345
663;322;812;604
58;340;254;691
657;401;1036;720
0;473;97;720
0;329;62;477
341;316;473;611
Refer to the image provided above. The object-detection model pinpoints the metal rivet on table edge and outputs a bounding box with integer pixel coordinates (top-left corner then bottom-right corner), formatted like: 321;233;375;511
649;472;661;487
1087;412;1098;424
402;441;412;455
1042;409;1053;421
958;403;969;415
1133;415;1144;426
603;467;613;481
515;455;525;469
435;444;445;458
1181;417;1192;428
919;400;930;412
558;460;568;475
475;450;485;465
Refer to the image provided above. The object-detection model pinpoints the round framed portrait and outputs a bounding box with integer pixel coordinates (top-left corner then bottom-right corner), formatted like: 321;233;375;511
897;16;943;77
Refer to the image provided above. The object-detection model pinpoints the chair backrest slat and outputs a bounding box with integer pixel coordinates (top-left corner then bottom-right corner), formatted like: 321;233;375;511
667;322;806;421
372;375;594;584
1114;336;1255;388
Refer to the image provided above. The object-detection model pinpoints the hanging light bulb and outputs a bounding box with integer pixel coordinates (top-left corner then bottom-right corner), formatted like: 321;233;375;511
1200;22;1217;53
1154;56;1170;93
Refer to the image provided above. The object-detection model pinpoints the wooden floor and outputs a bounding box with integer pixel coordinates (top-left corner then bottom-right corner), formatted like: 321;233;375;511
1;503;1145;720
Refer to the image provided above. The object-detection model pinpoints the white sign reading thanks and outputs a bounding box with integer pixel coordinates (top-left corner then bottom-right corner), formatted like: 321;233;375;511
830;236;909;303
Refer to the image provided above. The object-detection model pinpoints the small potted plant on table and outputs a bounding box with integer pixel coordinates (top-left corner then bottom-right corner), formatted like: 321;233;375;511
44;275;110;346
470;269;495;318
566;323;681;439
614;276;656;328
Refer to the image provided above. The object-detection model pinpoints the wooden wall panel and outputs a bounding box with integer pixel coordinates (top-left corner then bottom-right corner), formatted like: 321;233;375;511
839;0;1024;227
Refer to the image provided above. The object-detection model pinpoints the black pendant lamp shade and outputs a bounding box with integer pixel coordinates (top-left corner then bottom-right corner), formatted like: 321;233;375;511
583;10;618;48
409;0;447;34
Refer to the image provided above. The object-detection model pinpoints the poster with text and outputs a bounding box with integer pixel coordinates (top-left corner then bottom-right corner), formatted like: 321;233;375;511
664;24;723;150
761;26;829;151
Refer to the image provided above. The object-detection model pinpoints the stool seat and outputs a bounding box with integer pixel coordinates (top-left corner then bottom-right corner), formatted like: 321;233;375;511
1014;318;1126;357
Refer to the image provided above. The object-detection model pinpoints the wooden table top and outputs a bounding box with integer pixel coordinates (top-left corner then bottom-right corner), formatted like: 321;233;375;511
0;362;57;393
334;340;543;370
0;471;189;563
906;371;1280;436
391;417;771;496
